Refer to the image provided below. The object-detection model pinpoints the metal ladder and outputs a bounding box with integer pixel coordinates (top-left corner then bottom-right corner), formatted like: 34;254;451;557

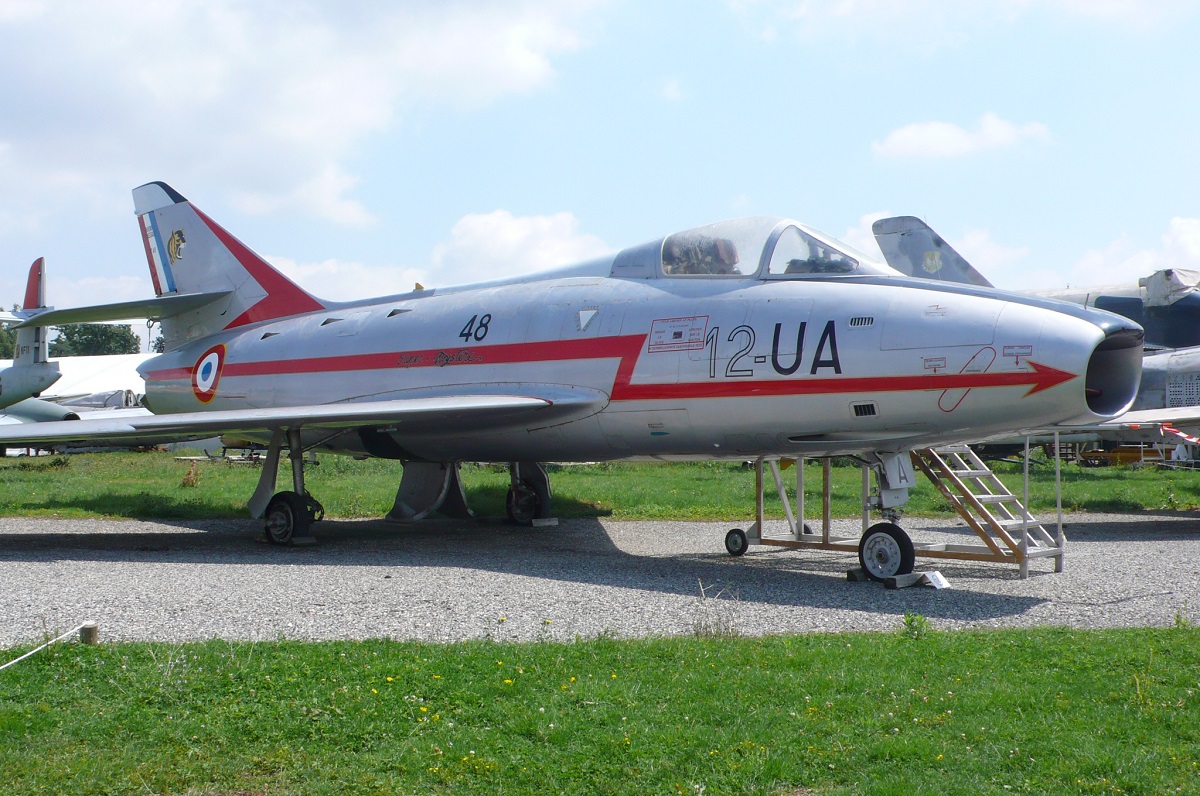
910;445;1065;578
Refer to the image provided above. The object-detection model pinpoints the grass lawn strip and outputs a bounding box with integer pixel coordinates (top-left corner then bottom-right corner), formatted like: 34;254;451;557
2;628;1198;794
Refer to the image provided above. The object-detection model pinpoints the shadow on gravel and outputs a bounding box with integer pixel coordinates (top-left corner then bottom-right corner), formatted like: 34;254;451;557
906;512;1200;542
0;516;1047;622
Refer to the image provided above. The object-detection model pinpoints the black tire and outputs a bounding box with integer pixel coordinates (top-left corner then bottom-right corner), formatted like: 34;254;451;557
264;491;310;545
858;522;915;582
505;481;540;526
725;528;749;557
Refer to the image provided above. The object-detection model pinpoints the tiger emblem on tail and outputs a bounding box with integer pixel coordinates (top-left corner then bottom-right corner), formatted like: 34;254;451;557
167;229;186;263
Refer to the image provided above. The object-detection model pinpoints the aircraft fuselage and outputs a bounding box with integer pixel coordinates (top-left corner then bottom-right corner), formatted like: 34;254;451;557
138;266;1140;464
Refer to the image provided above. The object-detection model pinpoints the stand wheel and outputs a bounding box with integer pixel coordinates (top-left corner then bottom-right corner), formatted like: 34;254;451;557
505;481;541;526
725;528;749;557
264;491;310;545
858;522;915;582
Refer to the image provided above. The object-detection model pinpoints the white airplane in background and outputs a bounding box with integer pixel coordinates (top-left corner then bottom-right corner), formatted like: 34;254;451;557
0;258;62;410
0;257;150;425
0;354;148;424
0;182;1143;582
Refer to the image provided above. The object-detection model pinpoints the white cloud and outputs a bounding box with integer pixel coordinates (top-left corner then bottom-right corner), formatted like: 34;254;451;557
430;209;611;286
1051;0;1197;26
0;1;604;229
231;165;375;229
268;256;428;302
268;208;612;298
661;77;684;102
872;113;1050;159
1163;217;1200;263
730;0;1194;39
837;211;890;261
953;229;1030;285
1064;217;1200;288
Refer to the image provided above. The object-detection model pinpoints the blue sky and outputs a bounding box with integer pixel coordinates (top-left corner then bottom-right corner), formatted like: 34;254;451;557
2;0;1198;338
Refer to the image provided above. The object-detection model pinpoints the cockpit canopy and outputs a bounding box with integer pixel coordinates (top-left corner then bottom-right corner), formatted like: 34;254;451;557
611;217;899;280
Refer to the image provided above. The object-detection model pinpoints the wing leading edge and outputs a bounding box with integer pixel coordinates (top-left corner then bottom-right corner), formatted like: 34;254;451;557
0;391;605;448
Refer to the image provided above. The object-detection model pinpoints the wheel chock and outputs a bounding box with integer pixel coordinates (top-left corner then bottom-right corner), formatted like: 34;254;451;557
885;571;949;590
846;568;871;582
291;536;318;546
531;517;559;527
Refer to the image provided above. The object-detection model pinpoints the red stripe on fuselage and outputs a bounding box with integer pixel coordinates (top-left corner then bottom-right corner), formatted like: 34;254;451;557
143;334;1075;403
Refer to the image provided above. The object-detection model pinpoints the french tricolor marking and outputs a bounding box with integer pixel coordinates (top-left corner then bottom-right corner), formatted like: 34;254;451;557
191;344;226;403
139;212;177;296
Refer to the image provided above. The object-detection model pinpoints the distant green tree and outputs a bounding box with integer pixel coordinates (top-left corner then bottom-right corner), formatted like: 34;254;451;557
49;324;141;357
0;304;19;359
151;334;166;354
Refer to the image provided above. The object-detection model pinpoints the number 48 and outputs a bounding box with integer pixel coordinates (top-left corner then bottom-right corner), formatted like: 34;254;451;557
459;313;492;342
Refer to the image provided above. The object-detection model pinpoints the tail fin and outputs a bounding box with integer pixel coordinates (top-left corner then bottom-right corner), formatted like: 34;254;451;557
15;257;52;366
0;258;62;408
133;181;326;340
872;216;994;288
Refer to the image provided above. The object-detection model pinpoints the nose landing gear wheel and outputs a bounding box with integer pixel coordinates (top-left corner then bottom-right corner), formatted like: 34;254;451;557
725;528;749;556
858;522;915;582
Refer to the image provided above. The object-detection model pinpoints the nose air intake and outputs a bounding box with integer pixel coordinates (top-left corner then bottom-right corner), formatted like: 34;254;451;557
1084;324;1143;417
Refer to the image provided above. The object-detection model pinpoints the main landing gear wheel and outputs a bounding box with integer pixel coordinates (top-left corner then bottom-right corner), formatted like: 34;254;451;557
505;481;542;526
858;522;915;582
264;491;311;545
725;528;749;557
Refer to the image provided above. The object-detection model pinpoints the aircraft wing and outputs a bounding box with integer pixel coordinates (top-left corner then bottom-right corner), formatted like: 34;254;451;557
1090;407;1200;444
0;391;603;448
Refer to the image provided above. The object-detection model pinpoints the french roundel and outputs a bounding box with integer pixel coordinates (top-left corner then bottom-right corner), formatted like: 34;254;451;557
191;344;226;403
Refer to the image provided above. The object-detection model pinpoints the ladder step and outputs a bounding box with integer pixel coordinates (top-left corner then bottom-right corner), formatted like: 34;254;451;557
995;517;1042;529
973;494;1018;504
953;469;995;478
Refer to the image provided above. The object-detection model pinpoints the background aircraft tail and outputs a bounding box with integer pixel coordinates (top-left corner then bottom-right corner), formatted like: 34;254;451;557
133;182;326;343
872;216;994;288
0;258;62;408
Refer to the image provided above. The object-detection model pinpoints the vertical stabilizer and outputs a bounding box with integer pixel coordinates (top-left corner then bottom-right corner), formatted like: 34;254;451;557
1;258;62;408
872;216;994;288
133;182;326;344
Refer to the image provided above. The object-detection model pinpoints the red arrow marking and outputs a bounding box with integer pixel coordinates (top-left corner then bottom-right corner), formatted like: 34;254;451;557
609;359;1076;401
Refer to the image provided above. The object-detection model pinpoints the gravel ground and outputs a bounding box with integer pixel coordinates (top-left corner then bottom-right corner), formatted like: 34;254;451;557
2;512;1199;647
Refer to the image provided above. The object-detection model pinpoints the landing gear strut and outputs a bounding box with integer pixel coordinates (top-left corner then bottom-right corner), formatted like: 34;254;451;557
250;428;325;545
506;461;553;526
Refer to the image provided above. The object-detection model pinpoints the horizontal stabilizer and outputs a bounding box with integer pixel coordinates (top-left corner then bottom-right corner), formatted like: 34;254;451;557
13;290;232;329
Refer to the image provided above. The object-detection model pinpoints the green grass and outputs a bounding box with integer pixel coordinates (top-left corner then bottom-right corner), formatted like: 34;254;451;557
1;451;1198;522
4;455;1199;792
2;627;1199;794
